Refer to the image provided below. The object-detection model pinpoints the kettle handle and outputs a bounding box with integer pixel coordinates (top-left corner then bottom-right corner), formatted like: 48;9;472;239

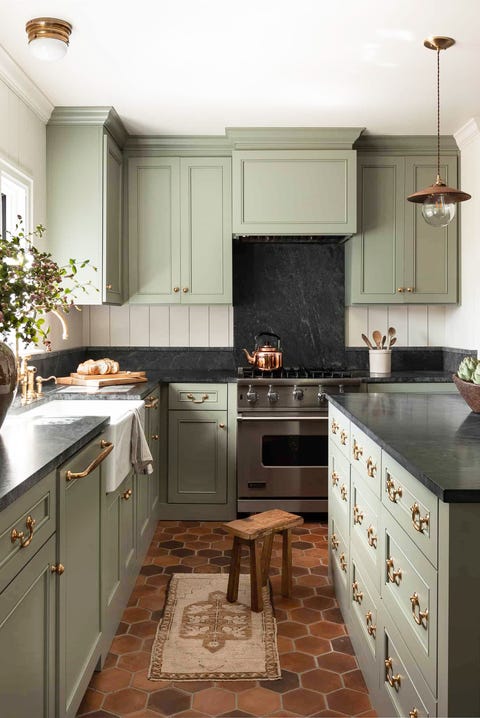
255;332;281;349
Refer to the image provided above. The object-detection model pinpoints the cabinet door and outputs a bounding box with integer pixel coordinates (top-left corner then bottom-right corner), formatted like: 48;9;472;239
404;156;458;303
168;410;227;503
103;133;123;304
0;536;56;718
345;156;405;304
128;157;181;303
145;392;160;516
136;472;152;559
180;157;232;303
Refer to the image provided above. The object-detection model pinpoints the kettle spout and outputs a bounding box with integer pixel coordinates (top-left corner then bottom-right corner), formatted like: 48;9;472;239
243;348;256;364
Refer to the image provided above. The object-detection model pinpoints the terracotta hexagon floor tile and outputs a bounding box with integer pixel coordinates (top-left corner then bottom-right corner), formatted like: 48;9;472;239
316;652;357;673
148;687;192;715
123;607;151;624
301;668;342;693
303;595;335;612
280;651;316;673
128;621;158;638
173;681;214;693
294;635;331;656
192;687;236;715
215;680;257;692
181;555;208;566
331;635;355;655
327;688;372;714
103;688;147;714
259;669;299;693
290;607;324;625
193;563;221;573
277;635;295;654
277;621;309;639
110;634;144;655
131;672;172;692
310;621;346;639
321;607;345;623
117;651;151;673
127;710;162;718
282;687;326;715
76;688;104;715
342;669;368;693
296;574;328;588
138;594;169;611
90;667;132;692
103;652;118;669
237;686;282;716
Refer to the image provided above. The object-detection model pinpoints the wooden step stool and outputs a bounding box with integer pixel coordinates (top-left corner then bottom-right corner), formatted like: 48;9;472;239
223;509;304;612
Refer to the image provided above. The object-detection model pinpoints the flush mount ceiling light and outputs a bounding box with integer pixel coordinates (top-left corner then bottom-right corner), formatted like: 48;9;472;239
25;17;72;61
407;36;471;228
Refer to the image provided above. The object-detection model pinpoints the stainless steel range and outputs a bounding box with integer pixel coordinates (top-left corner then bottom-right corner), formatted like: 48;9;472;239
237;367;362;513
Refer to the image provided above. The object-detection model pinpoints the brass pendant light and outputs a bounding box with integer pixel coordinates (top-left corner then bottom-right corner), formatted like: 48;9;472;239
407;36;471;228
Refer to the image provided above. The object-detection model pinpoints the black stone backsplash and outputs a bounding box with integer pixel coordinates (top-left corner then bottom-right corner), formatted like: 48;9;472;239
233;241;346;368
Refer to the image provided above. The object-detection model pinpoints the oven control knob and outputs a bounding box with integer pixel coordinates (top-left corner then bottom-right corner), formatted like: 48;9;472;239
317;384;327;403
338;384;345;394
267;384;279;403
246;385;258;404
292;385;304;401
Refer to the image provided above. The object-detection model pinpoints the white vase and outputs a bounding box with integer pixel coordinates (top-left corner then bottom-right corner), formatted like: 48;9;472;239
369;349;391;375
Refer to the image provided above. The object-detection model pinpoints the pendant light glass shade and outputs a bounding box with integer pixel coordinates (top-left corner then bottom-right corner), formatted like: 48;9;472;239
407;37;471;227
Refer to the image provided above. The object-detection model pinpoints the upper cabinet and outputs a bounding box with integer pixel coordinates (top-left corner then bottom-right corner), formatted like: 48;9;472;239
345;149;459;304
47;107;127;305
128;156;232;304
232;149;357;235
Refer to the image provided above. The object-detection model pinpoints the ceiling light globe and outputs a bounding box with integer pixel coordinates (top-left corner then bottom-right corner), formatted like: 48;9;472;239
28;36;68;61
421;195;456;228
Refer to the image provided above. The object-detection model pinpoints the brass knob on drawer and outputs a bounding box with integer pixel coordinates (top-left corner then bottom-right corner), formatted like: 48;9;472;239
353;504;364;525
386;476;403;503
406;287;414;293
10;515;36;548
410;592;429;628
331;471;339;487
353;439;363;460
397;287;405;293
339;553;347;572
151;434;160;440
411;503;430;534
365;611;376;638
122;488;133;501
340;429;348;446
386;558;402;585
385;657;401;689
340;484;348;502
367;525;378;548
145;397;159;409
366;456;377;478
219;423;225;429
331;533;339;550
409;710;419;718
352;580;363;604
50;563;65;575
173;286;180;292
331;419;339;434
106;283;113;290
182;287;189;293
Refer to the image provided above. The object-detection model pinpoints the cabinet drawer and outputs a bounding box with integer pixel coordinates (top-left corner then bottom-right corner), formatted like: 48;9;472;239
329;517;349;615
329;406;350;459
168;383;227;410
382;516;437;694
351;472;382;590
382;620;436;718
350;423;381;497
0;471;56;593
329;443;350;539
381;450;438;567
350;552;379;664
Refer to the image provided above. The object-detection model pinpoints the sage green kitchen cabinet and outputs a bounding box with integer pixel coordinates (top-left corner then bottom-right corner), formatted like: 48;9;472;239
345;154;458;304
47;107;127;305
128;156;232;304
145;389;161;518
233;149;357;235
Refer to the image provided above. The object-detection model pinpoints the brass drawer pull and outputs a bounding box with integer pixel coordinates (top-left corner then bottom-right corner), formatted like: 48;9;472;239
385;657;401;689
353;439;363;460
331;471;339;487
386;558;402;585
331;419;339;434
339;553;347;572
367;525;377;548
122;488;133;501
331;533;339;550
50;563;65;575
365;611;376;638
186;392;209;404
340;429;348;446
11;515;36;548
409;710;419;718
386;476;403;503
106;283;112;290
410;592;429;628
340;484;348;502
352;580;363;604
353;504;364;525
145;397;159;409
151;434;160;440
411;503;430;534
366;456;377;477
65;440;114;481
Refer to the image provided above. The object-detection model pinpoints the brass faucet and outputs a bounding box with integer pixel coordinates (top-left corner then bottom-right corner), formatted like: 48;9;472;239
36;375;57;395
17;354;57;403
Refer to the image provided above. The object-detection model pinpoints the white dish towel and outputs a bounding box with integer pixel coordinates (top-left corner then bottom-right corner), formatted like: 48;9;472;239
130;408;154;475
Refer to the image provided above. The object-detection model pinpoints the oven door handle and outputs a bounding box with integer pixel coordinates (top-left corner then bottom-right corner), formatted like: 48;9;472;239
237;416;328;421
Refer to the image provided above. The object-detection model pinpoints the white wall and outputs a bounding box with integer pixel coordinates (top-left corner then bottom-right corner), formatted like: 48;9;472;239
346;305;446;347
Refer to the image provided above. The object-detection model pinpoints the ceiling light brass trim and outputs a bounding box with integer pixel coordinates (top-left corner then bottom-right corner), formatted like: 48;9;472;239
423;36;455;52
25;18;72;46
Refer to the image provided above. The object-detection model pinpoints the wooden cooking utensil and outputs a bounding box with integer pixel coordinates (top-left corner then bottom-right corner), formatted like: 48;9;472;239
389;337;397;347
387;326;396;348
372;330;382;349
361;333;374;349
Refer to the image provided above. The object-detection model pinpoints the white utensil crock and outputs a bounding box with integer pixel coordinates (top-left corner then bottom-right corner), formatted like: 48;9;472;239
369;349;391;375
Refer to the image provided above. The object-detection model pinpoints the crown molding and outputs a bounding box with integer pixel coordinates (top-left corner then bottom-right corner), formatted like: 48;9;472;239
123;135;232;156
0;44;53;123
355;134;459;155
454;118;480;150
48;106;128;147
226;127;364;150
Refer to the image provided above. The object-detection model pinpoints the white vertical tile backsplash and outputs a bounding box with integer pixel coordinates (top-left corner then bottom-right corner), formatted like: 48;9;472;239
189;306;210;346
110;305;130;346
407;306;428;345
169;305;190;346
208;305;230;346
149;306;170;346
367;307;388;341
345;306;368;346
427;306;446;346
129;305;150;347
346;305;446;347
386;306;409;347
89;305;110;346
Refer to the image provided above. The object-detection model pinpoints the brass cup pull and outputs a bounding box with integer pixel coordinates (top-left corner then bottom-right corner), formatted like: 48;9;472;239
173;286;180;292
385;657;401;690
409;710;419;718
331;533;339;550
411;503;430;534
331;419;339;434
11;515;36;548
331;471;339;487
352;580;363;604
353;439;363;460
366;456;377;478
339;553;347;572
386;477;403;503
182;287;189;293
340;429;348;446
386;558;402;585
145;397;159;409
340;484;348;502
367;525;378;548
65;439;114;481
151;434;160;440
353;504;364;525
51;563;65;575
106;283;113;290
365;611;376;638
186;392;209;404
122;488;133;501
410;592;429;628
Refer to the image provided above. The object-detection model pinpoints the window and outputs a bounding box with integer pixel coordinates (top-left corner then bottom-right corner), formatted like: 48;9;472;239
0;160;31;234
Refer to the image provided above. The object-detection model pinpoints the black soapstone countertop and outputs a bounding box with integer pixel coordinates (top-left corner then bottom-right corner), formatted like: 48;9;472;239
329;392;480;502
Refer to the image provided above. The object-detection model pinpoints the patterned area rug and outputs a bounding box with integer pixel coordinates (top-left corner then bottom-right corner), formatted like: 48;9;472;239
148;573;281;681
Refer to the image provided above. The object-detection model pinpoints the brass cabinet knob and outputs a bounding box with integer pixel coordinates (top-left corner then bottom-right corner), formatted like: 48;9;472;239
51;563;65;575
406;287;414;292
122;488;133;501
397;287;405;293
182;287;189;293
151;434;159;440
219;423;225;429
173;286;180;292
106;283;113;290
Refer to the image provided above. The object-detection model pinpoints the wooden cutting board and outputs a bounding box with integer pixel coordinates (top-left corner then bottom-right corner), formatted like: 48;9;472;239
56;371;147;387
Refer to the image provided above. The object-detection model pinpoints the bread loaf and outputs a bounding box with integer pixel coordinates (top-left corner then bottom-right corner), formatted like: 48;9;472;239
76;357;120;375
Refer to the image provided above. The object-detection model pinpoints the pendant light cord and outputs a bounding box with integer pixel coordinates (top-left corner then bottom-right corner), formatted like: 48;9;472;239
436;48;441;182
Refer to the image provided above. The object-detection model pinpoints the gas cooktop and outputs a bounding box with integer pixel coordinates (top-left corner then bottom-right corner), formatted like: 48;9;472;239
237;366;355;380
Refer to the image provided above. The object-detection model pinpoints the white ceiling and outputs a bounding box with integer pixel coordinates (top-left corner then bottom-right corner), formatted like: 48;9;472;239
0;0;479;136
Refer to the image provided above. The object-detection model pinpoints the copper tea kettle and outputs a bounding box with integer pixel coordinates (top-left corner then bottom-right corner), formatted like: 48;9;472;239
243;332;283;371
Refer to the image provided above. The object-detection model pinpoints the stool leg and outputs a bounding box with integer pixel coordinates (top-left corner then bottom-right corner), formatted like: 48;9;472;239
261;531;275;587
227;536;242;603
281;528;293;597
249;539;263;612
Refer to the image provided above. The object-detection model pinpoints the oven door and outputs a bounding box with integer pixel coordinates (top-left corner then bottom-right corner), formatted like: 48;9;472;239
237;414;328;503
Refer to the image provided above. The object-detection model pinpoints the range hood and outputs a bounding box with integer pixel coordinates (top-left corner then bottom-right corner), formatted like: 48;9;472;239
233;235;350;244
